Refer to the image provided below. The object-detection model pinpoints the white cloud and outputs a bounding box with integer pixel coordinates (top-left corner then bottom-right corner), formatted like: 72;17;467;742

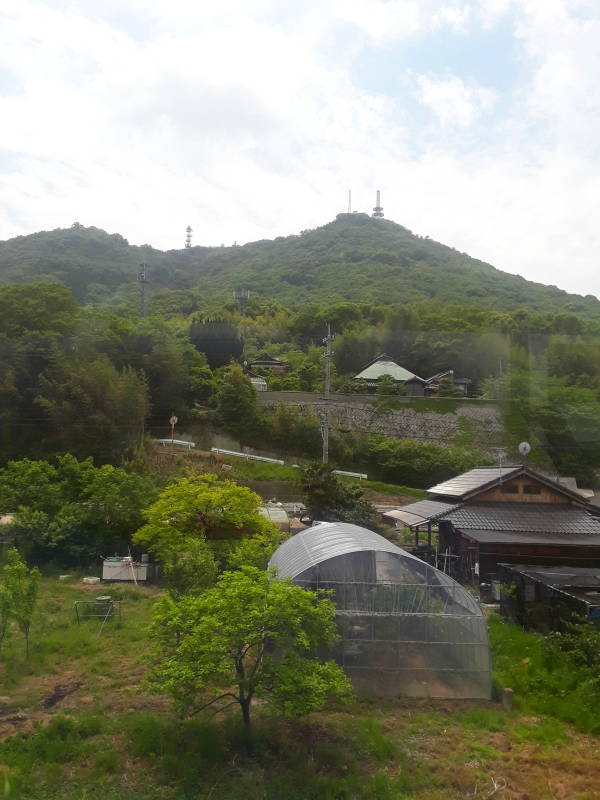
0;0;600;299
414;74;498;126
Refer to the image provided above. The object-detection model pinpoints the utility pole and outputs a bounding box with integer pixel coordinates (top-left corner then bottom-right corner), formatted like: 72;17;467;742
322;322;333;463
138;262;148;318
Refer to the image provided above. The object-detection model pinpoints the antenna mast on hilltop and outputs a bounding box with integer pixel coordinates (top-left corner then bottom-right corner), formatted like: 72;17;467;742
372;189;384;218
185;225;193;248
347;189;352;213
138;262;148;318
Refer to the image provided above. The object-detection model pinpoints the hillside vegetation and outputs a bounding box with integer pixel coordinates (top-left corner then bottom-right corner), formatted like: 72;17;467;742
1;215;599;313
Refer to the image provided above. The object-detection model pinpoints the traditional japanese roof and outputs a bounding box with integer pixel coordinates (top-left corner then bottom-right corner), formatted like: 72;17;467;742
427;465;590;505
460;529;600;545
428;467;519;498
250;352;288;366
441;502;600;535
354;354;419;383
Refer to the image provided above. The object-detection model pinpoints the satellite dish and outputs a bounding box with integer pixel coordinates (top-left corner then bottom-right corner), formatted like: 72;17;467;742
518;441;531;456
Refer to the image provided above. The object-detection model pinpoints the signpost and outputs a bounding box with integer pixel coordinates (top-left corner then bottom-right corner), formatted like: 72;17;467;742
169;413;178;443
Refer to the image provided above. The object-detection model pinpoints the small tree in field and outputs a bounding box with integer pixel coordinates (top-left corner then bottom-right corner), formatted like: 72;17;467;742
1;548;40;657
148;567;351;753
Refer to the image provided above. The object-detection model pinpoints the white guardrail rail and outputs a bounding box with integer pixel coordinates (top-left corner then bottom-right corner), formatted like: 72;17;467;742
210;447;285;465
154;439;196;449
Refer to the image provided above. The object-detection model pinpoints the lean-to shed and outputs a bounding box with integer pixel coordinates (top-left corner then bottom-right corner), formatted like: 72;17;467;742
269;522;492;699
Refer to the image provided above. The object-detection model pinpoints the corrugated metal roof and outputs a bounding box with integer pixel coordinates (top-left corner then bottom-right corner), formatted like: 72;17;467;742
268;521;424;580
428;467;519;498
462;529;600;545
393;499;457;523
354;355;417;383
382;510;427;526
444;503;600;534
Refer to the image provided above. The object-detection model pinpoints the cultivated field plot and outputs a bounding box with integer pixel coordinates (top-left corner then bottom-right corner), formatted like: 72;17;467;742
0;577;598;799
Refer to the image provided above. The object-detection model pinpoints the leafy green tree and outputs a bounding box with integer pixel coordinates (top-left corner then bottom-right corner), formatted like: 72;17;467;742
300;463;379;528
0;283;78;338
134;474;273;563
215;363;265;439
0;456;156;564
148;567;351;752
436;377;461;397
160;538;218;600
35;356;149;463
375;374;398;396
1;548;40;657
226;525;288;571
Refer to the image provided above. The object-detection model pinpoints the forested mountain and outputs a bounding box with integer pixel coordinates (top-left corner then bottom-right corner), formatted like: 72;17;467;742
1;215;598;314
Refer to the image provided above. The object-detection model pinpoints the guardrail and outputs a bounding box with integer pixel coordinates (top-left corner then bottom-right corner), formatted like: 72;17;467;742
333;469;368;480
210;447;285;465
154;439;196;449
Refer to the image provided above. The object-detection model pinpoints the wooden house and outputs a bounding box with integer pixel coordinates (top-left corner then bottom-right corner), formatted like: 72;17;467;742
392;466;600;582
249;353;288;375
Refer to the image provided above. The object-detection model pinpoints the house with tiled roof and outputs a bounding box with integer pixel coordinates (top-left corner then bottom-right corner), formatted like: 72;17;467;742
354;355;471;396
389;465;600;582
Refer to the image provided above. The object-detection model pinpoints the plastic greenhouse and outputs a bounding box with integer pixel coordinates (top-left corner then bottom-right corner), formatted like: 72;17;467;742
269;522;492;699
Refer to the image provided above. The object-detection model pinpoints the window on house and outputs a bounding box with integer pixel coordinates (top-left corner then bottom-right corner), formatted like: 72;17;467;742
500;484;519;494
523;485;542;495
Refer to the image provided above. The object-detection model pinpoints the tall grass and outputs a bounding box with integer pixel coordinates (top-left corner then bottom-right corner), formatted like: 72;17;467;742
488;614;600;733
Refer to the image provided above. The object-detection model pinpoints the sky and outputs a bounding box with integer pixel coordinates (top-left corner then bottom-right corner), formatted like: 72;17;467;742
1;0;600;298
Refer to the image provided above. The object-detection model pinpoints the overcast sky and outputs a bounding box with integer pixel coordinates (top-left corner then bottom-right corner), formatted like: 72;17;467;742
1;0;600;298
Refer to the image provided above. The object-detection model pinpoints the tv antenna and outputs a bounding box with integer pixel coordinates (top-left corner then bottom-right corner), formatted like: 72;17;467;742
185;225;193;248
347;189;352;213
518;441;531;464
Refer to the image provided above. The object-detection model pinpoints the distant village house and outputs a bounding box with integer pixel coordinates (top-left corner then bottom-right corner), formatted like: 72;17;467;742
353;354;471;396
249;353;288;376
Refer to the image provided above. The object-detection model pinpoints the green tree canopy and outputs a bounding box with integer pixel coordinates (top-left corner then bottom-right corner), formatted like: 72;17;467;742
148;566;351;751
133;474;275;562
300;463;379;528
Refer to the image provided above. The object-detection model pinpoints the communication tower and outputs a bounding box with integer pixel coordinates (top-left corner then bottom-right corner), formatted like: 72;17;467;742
138;262;149;318
185;225;193;248
233;288;250;313
372;190;384;218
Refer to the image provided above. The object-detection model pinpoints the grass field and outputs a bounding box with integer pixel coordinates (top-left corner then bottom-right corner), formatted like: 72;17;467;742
150;446;427;505
0;577;599;799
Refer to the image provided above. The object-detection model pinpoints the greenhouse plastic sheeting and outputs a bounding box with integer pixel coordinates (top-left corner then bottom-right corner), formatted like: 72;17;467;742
269;522;492;699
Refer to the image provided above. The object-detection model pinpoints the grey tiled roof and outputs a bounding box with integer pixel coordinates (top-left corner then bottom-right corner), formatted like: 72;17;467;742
428;467;519;498
460;529;600;545
442;502;600;535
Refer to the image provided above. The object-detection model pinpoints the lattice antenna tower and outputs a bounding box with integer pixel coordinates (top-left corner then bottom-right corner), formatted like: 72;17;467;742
233;288;250;313
185;225;193;248
138;262;149;318
348;189;352;213
372;189;384;218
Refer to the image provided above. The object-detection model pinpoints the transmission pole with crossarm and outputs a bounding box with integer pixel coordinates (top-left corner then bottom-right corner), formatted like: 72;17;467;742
322;322;333;463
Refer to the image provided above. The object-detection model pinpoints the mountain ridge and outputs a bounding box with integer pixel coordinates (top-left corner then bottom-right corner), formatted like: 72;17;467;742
0;214;598;314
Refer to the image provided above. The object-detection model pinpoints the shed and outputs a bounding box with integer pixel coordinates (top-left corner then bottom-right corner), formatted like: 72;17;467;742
268;522;492;699
258;505;290;532
497;563;600;631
